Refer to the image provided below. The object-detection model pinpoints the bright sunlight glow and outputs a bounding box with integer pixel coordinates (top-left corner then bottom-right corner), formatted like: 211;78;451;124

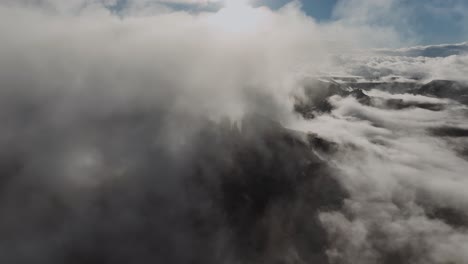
208;0;264;34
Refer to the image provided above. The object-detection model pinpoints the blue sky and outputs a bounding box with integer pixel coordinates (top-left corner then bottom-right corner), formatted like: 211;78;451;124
259;0;468;45
326;0;464;45
258;0;338;21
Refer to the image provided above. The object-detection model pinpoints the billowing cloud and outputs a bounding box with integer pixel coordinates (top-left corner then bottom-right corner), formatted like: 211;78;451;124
329;53;468;83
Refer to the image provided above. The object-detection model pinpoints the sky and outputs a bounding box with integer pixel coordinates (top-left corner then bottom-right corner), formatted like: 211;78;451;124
259;0;338;21
140;0;468;46
264;0;468;45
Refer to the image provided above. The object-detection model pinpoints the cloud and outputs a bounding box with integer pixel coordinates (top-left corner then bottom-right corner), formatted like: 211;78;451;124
328;52;468;83
1;0;407;123
290;89;468;263
1;0;468;263
0;1;360;263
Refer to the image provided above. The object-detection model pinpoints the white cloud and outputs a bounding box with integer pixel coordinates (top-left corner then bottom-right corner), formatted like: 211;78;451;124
328;53;468;83
291;91;468;263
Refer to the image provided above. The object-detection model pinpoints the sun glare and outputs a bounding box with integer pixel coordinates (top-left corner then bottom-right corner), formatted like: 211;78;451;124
208;0;263;33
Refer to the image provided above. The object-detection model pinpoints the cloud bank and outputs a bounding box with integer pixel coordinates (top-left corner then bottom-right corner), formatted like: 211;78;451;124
293;89;468;263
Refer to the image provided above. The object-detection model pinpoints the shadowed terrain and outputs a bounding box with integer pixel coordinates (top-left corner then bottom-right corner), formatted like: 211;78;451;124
0;107;347;264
